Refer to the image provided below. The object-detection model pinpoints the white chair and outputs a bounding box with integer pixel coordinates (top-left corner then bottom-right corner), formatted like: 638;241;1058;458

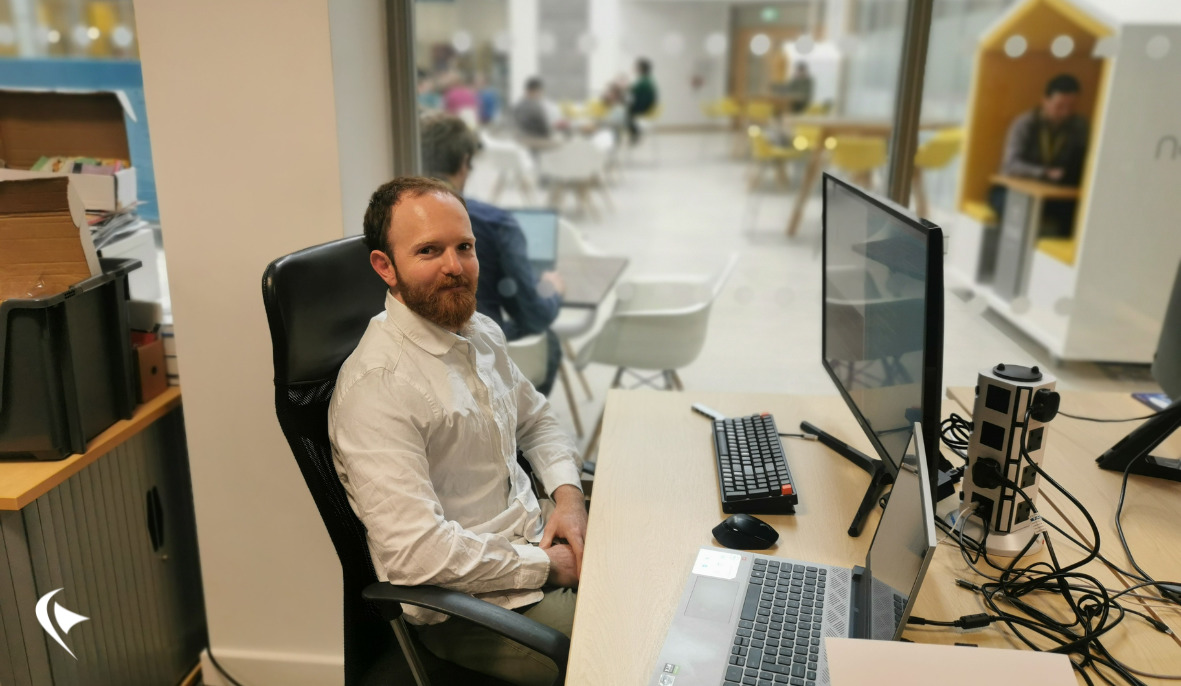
538;138;613;220
576;253;739;461
478;132;537;205
506;333;549;390
549;219;611;437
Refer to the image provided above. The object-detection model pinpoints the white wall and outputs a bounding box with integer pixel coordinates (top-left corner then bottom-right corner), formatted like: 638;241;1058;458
510;0;540;101
331;1;395;237
619;1;730;126
134;1;392;683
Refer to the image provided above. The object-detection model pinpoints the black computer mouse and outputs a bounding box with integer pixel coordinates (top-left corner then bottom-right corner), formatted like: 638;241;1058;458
712;513;779;550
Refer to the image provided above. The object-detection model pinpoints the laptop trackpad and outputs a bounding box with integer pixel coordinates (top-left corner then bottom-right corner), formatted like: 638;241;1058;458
684;576;739;623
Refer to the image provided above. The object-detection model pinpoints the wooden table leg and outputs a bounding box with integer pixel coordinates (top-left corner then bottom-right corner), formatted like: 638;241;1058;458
786;148;824;237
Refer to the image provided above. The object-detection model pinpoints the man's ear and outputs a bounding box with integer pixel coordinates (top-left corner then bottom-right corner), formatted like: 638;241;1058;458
370;249;398;292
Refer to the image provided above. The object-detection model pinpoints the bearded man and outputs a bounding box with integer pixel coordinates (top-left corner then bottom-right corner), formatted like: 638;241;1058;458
328;176;586;686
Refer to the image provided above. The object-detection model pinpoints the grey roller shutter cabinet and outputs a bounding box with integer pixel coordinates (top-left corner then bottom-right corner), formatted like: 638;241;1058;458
0;409;206;685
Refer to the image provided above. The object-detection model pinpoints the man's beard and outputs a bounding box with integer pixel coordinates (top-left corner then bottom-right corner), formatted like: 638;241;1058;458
394;262;478;331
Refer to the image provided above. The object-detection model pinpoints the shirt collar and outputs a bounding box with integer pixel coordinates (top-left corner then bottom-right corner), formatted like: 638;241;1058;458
383;291;469;357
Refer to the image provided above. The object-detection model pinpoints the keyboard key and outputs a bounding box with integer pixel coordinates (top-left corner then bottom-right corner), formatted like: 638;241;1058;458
741;584;762;621
727;665;745;681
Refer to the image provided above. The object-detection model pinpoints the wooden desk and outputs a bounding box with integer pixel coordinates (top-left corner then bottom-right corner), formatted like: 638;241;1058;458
557;255;628;309
948;387;1181;634
989;175;1080;300
0;386;182;510
569;390;1181;685
782;117;960;237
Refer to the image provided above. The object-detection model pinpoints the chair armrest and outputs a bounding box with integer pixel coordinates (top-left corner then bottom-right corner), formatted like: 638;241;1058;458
362;582;571;675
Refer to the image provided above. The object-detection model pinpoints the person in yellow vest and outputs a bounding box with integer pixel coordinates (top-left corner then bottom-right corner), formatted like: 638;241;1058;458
992;74;1089;236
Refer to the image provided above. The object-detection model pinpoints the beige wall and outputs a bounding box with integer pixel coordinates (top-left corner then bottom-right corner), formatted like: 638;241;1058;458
135;1;391;682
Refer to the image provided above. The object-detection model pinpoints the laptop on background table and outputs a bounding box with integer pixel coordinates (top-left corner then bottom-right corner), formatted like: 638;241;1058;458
649;423;938;686
507;208;559;274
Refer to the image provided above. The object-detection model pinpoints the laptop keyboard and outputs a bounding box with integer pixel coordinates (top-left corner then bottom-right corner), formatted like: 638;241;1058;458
725;558;827;686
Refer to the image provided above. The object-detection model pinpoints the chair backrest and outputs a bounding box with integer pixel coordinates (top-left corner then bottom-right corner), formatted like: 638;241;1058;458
830;136;888;173
557;219;601;258
261;235;393;685
746;100;775;122
579;253;737;371
914;128;964;169
539;138;605;180
507;333;550;388
791;125;823;151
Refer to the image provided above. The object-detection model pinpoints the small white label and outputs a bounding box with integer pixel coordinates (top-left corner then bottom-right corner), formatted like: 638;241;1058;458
693;549;742;580
1029;514;1048;534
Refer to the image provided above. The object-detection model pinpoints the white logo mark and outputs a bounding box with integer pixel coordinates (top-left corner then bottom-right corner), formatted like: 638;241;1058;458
35;589;89;659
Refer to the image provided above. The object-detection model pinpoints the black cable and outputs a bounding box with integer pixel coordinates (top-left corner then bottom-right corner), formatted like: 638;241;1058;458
1057;410;1164;423
778;432;818;440
206;650;247;686
936;405;1166;685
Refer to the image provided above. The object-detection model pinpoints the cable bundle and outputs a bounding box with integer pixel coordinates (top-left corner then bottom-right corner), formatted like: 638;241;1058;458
921;406;1181;685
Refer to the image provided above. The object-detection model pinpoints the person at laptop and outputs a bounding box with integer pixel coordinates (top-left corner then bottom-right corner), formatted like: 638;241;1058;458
329;176;586;686
990;74;1089;237
421;113;566;395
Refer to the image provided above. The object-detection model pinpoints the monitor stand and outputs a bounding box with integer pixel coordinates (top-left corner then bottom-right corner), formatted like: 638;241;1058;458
1096;397;1181;482
800;421;894;537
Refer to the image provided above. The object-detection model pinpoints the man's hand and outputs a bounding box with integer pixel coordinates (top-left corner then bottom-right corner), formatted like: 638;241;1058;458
539;271;566;299
1046;167;1065;182
543;543;579;588
540;484;588;572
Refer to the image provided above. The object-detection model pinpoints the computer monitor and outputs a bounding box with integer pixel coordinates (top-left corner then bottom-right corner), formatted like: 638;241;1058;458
820;173;945;497
1097;259;1181;481
507;208;559;273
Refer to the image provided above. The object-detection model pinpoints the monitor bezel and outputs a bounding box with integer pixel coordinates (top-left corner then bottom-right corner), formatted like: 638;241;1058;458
820;172;945;490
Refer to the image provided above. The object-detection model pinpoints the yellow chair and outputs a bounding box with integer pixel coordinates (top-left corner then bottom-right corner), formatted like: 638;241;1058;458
585;99;609;121
789;125;823;153
829;136;888;190
745;100;775;125
748;126;802;190
912;128;964;218
559;100;580;121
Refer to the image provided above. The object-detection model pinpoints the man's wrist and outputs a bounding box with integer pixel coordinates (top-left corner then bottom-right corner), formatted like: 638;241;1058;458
552;483;583;504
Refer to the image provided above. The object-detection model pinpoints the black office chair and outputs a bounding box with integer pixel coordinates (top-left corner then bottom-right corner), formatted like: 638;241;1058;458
262;235;569;686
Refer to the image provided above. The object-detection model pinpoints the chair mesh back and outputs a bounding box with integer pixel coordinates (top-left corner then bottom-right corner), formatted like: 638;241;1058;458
262;236;391;685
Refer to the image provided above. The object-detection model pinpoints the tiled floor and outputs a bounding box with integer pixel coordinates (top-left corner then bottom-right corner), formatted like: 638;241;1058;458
466;131;1162;454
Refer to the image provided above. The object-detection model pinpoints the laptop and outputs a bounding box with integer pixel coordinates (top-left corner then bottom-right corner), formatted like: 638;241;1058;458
649;423;937;686
508;208;559;274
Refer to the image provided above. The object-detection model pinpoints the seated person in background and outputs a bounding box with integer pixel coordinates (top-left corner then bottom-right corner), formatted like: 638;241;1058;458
626;57;658;144
991;73;1089;236
329;176;586;686
421;114;566;396
781;62;814;114
513;77;556;145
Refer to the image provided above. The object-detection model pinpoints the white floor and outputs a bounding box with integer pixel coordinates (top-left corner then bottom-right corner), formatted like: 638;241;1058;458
466;131;1162;454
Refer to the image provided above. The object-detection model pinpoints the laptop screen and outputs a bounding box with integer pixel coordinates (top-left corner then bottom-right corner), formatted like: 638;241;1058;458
862;423;937;641
508;209;559;265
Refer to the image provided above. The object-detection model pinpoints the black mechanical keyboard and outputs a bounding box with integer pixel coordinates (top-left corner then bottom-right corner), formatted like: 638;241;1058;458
713;413;798;514
725;558;826;686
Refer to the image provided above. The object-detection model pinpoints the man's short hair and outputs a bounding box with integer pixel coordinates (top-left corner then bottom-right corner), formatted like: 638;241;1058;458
421;114;481;179
525;77;544;92
1045;74;1081;97
637;58;652;76
362;176;466;256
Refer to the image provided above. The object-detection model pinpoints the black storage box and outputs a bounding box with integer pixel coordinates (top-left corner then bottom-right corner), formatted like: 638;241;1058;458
0;257;140;460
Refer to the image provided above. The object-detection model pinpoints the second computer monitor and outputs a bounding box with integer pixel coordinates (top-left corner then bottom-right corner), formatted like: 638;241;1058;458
821;173;945;484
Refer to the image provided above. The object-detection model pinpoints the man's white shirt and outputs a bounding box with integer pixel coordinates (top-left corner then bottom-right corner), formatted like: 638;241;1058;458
329;292;582;624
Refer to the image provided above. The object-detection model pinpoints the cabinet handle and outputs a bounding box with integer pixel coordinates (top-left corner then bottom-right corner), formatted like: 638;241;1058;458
146;487;165;551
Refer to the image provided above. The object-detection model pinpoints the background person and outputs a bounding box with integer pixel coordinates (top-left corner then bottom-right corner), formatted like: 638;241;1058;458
421;114;566;396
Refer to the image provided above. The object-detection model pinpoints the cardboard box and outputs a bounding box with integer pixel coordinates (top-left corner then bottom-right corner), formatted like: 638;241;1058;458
0;177;101;303
0;89;138;212
135;337;168;403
